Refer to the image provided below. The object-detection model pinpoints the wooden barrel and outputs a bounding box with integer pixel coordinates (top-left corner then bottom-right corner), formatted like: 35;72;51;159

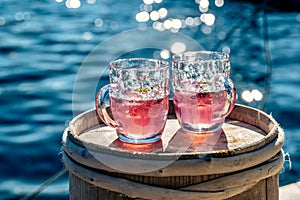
62;101;284;200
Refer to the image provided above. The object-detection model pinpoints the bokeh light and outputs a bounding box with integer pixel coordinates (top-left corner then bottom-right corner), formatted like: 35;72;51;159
171;42;186;54
143;0;154;5
171;19;182;29
252;89;263;101
201;13;215;26
152;21;165;31
140;4;153;12
163;19;172;29
134;0;227;36
94;18;103;27
218;31;227;40
14;12;31;21
242;90;253;102
160;49;170;59
136;11;150;22
158;8;168;19
199;0;209;8
222;46;231;54
215;0;224;7
86;0;96;4
241;89;263;103
2;0;298;197
82;32;93;40
66;0;81;9
199;6;209;13
185;17;194;26
150;11;160;21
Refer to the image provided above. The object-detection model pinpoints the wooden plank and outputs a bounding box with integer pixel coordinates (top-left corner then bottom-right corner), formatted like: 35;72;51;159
62;128;284;176
267;175;279;200
64;151;283;200
64;102;284;200
67;103;280;161
225;179;266;200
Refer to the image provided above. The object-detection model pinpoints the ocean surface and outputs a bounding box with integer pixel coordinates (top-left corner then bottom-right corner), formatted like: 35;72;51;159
0;0;299;199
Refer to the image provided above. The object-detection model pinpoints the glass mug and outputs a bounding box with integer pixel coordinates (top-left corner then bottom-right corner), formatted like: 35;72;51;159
172;51;236;133
96;58;170;143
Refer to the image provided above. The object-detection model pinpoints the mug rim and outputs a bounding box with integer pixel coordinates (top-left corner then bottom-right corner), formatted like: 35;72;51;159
172;51;229;62
110;58;169;70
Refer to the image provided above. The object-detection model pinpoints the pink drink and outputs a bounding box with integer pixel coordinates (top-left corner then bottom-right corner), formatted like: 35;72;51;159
173;89;234;132
110;96;169;141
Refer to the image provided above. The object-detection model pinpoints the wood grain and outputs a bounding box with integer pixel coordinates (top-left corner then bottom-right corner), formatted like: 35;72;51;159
63;102;284;200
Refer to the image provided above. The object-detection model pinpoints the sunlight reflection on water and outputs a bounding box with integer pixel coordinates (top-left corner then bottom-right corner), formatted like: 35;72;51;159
0;0;299;199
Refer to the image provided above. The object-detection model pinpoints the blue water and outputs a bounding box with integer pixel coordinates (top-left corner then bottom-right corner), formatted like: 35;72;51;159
0;0;299;199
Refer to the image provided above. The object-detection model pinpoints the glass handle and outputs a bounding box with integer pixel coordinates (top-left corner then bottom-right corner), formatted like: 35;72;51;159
222;77;237;118
95;84;119;128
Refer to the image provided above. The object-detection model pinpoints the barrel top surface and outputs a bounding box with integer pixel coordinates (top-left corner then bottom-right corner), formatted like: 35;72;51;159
65;102;280;160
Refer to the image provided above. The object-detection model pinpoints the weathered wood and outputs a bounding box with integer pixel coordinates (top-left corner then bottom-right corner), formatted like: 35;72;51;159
67;102;279;158
266;175;279;200
64;151;283;200
225;179;267;200
62;102;284;200
63;126;283;177
69;173;128;200
225;175;278;200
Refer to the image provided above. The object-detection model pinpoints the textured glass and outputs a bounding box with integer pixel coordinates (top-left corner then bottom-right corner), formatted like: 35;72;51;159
96;58;170;143
172;51;236;133
110;59;170;100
